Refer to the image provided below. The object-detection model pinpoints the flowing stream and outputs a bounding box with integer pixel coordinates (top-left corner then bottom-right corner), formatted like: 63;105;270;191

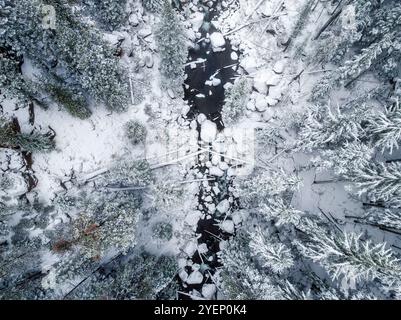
177;1;240;300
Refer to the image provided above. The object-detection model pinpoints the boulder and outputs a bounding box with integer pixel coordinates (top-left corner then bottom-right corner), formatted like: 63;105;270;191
210;32;226;52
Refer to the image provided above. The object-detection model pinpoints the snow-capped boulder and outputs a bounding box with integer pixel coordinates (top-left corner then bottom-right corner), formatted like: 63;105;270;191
210;32;226;52
186;271;203;284
255;95;268;112
232;212;242;225
185;211;202;227
265;70;281;86
200;120;217;142
197;113;207;124
253;76;268;95
216;199;230;214
212;78;221;86
268;85;282;100
179;270;189;282
246;100;256;111
202;284;216;299
129;13;139;26
231;51;238;61
198;243;208;254
273;59;286;74
219;161;229;171
240;56;259;74
138;26;152;38
266;96;279;106
0;172;27;197
209;166;224;176
221;220;235;234
145;55;153;68
184;240;198;257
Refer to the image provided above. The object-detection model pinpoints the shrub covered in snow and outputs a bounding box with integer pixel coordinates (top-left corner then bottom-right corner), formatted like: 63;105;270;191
0;117;55;153
152;221;173;241
125;120;147;145
83;0;128;31
142;0;164;13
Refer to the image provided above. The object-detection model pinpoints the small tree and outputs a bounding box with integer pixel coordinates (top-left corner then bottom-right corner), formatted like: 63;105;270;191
154;0;187;92
125;120;147;145
296;217;401;285
222;77;251;126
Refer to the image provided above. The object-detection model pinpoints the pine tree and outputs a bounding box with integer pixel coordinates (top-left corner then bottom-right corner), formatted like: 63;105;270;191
359;208;401;231
0;117;55;152
234;168;301;209
220;232;284;300
344;161;401;207
82;0;127;31
298;104;368;151
222;77;251;126
154;0;187;92
143;0;164;13
249;228;294;274
312;141;374;178
367;100;401;153
296;217;401;285
1;0;132;113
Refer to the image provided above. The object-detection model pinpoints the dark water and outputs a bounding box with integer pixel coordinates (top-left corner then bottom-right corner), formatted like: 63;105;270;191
183;5;239;129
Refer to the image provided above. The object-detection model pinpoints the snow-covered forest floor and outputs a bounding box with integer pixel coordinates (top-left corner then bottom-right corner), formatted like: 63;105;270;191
1;0;401;300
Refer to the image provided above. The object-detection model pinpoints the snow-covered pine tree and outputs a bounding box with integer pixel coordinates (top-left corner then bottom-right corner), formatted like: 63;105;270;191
339;0;401;82
234;168;301;209
82;0;128;31
296;216;401;286
125;120;147;145
0;117;55;152
219;231;284;300
259;197;303;227
358;208;401;232
154;0;187;92
65;251;178;300
344;161;401;207
249;228;295;274
312;141;374;178
1;0;132;113
221;77;251;126
367;99;401;153
143;0;164;13
298;104;367;151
